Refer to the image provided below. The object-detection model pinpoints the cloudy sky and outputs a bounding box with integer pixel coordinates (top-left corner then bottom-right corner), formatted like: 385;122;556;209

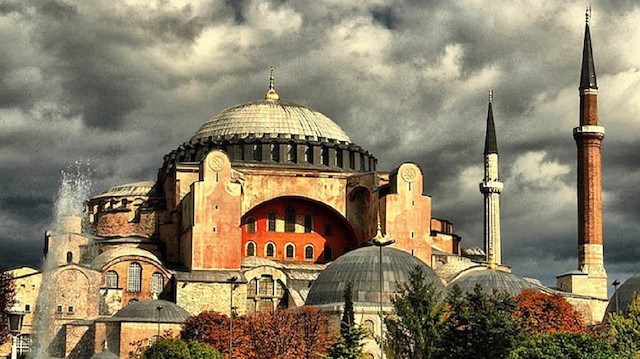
0;0;639;289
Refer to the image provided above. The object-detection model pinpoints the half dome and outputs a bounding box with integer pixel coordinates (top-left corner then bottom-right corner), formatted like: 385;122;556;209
606;272;640;316
192;99;351;143
306;246;445;307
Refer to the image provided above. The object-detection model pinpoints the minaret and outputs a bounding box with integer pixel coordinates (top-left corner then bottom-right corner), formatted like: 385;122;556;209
479;90;503;268
573;8;607;298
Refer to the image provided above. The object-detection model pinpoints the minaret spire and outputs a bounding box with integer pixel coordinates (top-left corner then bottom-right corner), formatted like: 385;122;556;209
580;7;598;92
479;90;503;268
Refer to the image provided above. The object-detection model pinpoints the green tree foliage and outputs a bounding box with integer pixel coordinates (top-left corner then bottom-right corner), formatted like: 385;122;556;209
384;266;445;359
441;285;523;359
609;293;640;358
508;332;620;359
327;282;366;359
142;338;223;359
0;269;15;346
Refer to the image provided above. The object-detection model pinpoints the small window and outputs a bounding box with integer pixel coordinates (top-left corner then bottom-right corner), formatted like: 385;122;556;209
152;272;164;294
304;245;314;260
305;145;313;163
246;217;257;234
364;320;375;337
66;251;73;263
246;242;256;257
24;304;31;312
270;143;280;162
56;306;62;314
324;246;333;261
285;206;295;233
321;147;329;166
105;271;119;288
336;150;343;167
127;262;142;293
253;144;262;161
268;213;276;232
325;222;333;236
67;306;74;313
285;244;295;259
287;143;296;162
304;214;313;233
349;151;355;169
266;243;275;258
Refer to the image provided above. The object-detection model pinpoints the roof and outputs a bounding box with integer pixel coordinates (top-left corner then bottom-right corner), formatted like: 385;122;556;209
174;270;246;284
90;247;163;270
484;95;498;155
112;299;190;323
448;267;540;296
306;246;445;307
580;23;598;90
435;259;482;283
191;99;351;143
92;181;158;200
606;272;640;315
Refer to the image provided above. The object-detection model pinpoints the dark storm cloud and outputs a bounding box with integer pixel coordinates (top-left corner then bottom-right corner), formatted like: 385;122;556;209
0;0;638;291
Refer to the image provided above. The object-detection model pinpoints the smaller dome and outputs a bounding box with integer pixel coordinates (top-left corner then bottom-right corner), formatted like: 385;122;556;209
91;350;119;359
606;272;640;315
448;268;538;296
306;246;445;307
113;299;190;323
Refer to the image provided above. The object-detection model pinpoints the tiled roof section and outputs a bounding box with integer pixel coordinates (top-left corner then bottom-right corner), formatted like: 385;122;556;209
305;246;445;307
192;99;351;143
112;299;190;323
90;247;162;270
580;23;598;90
92;181;158;199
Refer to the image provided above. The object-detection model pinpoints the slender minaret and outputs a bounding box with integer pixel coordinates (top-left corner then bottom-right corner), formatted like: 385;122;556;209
479;90;503;267
573;8;607;298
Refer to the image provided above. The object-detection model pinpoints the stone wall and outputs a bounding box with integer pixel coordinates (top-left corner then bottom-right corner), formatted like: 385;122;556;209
176;281;248;316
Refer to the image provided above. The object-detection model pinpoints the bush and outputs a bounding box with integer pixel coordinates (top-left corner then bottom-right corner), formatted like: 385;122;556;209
141;338;223;359
508;332;620;359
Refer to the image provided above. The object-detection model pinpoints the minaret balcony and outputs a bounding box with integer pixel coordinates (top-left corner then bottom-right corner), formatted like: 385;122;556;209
573;125;605;137
479;181;503;193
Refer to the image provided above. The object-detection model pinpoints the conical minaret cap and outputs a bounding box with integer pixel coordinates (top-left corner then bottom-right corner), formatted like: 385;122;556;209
484;90;498;155
580;11;598;90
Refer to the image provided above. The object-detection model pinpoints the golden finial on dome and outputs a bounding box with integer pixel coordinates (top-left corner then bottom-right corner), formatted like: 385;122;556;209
265;67;280;101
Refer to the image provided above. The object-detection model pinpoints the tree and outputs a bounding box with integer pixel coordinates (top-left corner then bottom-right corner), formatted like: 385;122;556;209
609;293;640;358
327;282;366;359
0;269;15;346
142;338;223;359
181;311;245;357
515;290;584;334
384;266;446;359
508;332;620;359
441;285;523;359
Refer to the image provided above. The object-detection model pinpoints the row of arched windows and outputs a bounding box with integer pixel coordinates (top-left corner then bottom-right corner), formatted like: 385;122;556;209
245;242;351;261
103;263;164;294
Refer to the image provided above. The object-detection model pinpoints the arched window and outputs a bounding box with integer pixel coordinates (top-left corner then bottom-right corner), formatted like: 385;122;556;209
285;244;295;259
305;145;313;163
287;143;296;162
267;213;276;232
270;143;279;162
363;320;375;337
265;243;275;258
66;251;73;263
253;143;262;161
246;242;256;256
324;246;333;262
127;262;142;293
321;147;329;165
304;245;314;260
105;271;119;288
151;272;164;294
246;217;256;233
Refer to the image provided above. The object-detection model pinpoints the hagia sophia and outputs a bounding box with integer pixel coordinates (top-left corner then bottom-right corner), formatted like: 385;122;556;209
1;15;638;359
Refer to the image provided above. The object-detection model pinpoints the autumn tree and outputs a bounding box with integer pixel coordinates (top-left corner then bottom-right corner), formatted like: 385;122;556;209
181;311;245;357
0;269;14;346
609;293;640;358
441;285;523;359
141;338;223;359
384;266;446;359
515;290;584;334
327;282;366;359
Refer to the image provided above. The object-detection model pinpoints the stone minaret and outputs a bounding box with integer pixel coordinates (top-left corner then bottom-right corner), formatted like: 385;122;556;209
573;10;608;299
479;90;503;267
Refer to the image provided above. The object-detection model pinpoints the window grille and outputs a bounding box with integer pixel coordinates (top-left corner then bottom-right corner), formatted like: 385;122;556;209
127;262;142;293
105;271;119;288
259;276;274;296
152;272;164;294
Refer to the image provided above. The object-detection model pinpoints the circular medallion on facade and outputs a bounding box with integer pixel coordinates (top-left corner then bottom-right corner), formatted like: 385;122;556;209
401;165;418;183
208;153;226;172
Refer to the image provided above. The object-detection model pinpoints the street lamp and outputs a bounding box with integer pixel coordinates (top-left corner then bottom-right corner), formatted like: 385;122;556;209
156;304;163;339
228;276;238;358
369;222;395;359
7;301;25;359
612;279;621;314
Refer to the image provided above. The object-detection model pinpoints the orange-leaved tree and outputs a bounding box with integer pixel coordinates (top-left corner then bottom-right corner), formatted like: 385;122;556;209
181;311;247;357
515;290;583;335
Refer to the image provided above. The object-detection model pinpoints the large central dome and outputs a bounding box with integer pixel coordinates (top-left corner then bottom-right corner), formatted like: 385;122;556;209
192;72;350;142
192;99;351;142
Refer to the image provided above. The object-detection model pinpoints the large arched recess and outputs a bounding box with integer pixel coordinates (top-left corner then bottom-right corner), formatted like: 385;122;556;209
241;196;358;264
